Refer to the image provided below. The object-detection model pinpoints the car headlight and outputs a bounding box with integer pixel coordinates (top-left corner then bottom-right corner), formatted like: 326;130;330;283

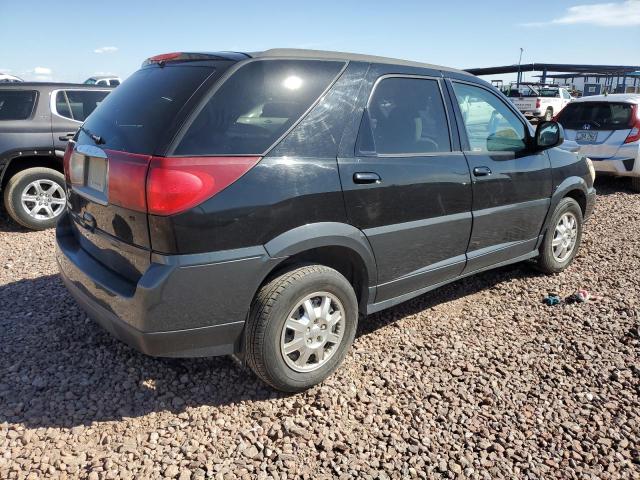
585;157;596;183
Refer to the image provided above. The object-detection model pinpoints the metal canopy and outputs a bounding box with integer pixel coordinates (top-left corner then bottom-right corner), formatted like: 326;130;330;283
465;63;640;76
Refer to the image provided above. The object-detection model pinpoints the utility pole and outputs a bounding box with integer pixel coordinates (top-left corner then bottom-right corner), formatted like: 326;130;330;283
516;47;524;88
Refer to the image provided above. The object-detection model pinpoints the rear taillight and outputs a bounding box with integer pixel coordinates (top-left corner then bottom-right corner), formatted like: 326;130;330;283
106;150;151;212
535;98;541;109
146;156;261;216
63;142;74;183
624;104;640;144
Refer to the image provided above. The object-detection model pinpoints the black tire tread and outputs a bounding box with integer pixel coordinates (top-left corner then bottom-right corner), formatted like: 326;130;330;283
245;264;348;391
535;197;582;274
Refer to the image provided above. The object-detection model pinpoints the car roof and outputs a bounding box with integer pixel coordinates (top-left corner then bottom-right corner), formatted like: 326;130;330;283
572;93;640;104
251;48;470;75
88;75;119;80
0;82;113;89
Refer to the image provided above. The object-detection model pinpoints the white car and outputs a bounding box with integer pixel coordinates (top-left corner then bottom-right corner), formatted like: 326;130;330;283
508;85;573;122
555;94;640;191
84;75;121;87
0;73;23;83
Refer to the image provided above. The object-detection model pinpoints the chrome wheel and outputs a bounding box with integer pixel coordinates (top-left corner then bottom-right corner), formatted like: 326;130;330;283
280;292;345;373
552;212;578;262
20;179;66;220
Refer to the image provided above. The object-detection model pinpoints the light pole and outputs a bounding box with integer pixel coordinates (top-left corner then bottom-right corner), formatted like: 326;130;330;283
517;47;524;88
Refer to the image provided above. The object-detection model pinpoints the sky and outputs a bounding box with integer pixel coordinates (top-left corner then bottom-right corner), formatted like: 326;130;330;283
1;0;639;84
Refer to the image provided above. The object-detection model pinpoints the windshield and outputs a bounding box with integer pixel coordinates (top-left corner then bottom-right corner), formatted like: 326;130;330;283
556;102;633;130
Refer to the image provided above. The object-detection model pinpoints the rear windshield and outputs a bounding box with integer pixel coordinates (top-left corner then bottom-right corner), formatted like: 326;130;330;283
508;86;538;97
173;59;345;155
556;102;633;130
538;88;559;97
0;90;37;120
80;65;217;154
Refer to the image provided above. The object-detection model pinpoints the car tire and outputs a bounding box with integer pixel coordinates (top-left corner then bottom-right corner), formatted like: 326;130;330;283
245;264;358;392
3;167;66;230
543;108;553;122
535;197;583;274
631;177;640;192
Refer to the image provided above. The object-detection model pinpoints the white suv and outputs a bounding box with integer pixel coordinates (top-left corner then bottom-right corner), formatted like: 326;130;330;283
555;94;640;191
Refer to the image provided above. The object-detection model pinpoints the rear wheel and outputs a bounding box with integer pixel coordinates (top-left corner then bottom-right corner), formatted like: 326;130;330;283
536;197;583;274
631;177;640;193
245;264;358;392
3;167;66;230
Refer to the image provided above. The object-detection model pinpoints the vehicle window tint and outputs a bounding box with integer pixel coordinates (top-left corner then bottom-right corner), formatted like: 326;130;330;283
358;77;451;155
556;102;632;130
453;82;527;153
82;65;218;154
0;90;37;120
57;90;109;122
174;60;345;155
539;88;559;98
109;79;120;86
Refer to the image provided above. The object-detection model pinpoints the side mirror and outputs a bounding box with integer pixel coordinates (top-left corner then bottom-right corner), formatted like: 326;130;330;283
535;121;564;150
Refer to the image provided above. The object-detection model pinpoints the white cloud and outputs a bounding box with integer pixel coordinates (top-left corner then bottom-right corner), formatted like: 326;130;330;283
21;67;54;82
523;0;640;27
34;66;52;75
93;46;118;54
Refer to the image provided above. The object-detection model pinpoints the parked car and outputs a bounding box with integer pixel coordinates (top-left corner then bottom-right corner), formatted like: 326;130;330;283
0;83;111;229
56;49;596;392
554;93;640;192
84;76;121;87
508;85;573;122
0;73;23;83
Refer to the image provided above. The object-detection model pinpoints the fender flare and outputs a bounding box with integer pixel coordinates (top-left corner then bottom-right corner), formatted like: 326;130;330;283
538;176;589;242
264;222;378;288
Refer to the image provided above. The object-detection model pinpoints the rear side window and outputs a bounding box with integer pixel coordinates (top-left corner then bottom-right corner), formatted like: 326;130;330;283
82;65;217;154
357;77;451;155
0;90;37;120
55;90;109;122
556;102;633;130
174;60;345;156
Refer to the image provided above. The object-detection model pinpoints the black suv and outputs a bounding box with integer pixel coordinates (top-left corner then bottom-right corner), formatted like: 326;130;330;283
56;50;596;391
0;83;111;229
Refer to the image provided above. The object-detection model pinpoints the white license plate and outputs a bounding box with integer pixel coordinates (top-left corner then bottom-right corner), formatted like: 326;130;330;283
576;131;598;142
86;158;107;193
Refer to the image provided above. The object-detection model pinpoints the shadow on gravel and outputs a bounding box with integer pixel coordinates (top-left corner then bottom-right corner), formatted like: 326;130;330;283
0;258;541;429
0;210;30;234
593;175;637;196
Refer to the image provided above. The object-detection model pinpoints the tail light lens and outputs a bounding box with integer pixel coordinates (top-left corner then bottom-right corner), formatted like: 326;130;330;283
535;98;541;109
106;150;151;212
624;104;640;144
146;156;261;216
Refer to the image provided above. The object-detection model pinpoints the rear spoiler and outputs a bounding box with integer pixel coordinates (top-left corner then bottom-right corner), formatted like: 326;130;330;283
141;51;251;67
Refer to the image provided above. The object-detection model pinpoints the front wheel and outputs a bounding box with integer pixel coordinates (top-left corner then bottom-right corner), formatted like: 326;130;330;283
536;197;583;274
245;264;358;392
3;167;67;230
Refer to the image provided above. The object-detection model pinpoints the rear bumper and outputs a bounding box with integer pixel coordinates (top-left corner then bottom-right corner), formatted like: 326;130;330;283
592;157;639;177
56;212;279;357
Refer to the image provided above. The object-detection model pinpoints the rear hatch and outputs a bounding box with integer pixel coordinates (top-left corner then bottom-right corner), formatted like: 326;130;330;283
557;101;636;159
65;58;236;280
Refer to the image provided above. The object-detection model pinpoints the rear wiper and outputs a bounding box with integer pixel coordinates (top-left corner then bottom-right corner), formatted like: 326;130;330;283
79;125;105;145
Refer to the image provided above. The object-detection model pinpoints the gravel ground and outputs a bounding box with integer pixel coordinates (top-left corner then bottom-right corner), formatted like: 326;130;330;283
1;176;639;480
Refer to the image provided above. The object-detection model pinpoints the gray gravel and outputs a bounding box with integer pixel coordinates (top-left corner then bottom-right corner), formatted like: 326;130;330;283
1;176;639;480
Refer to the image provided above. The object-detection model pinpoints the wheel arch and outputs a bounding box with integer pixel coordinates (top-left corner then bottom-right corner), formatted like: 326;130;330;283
263;222;378;313
538;176;589;242
1;152;63;190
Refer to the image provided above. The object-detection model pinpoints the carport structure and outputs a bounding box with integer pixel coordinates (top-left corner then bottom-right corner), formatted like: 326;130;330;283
465;63;640;95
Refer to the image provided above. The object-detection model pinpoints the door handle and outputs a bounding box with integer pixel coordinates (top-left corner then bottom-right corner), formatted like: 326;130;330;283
59;132;75;141
353;172;381;184
473;166;492;177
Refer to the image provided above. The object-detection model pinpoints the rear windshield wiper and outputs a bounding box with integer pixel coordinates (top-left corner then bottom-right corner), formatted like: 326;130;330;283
79;125;105;145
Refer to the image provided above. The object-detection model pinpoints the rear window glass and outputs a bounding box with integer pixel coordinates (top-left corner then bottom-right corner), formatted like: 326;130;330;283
55;90;109;122
81;65;216;154
173;60;345;156
557;102;633;130
0;90;37;120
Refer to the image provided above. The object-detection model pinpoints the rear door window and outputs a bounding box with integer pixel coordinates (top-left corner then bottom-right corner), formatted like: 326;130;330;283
557;102;633;130
55;90;109;122
81;65;219;154
357;77;451;155
173;60;345;156
0;90;37;120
